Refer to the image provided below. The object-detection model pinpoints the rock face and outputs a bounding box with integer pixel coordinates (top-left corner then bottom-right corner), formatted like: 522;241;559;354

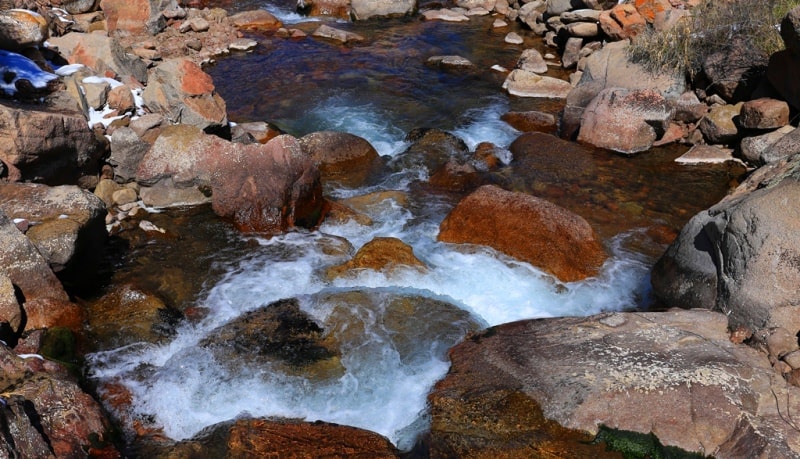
350;0;416;19
142;58;228;132
438;185;607;282
299;131;383;188
136;417;399;458
652;153;800;335
0;9;48;50
47;32;148;83
137;125;324;234
577;88;673;154
100;0;179;36
429;309;800;458
0;101;105;184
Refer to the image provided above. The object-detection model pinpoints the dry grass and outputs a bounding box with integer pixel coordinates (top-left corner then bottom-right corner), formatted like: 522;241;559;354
628;0;800;77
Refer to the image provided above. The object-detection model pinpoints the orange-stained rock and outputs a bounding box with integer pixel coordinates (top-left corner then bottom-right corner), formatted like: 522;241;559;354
299;131;384;188
500;110;557;134
304;0;351;19
326;237;426;279
228;9;283;31
438;185;607;282
599;4;647;41
0;9;48;49
634;0;672;23
100;0;176;36
23;298;85;332
135;417;399;458
428;158;482;192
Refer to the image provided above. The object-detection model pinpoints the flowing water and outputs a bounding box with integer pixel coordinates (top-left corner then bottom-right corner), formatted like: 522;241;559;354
84;1;745;453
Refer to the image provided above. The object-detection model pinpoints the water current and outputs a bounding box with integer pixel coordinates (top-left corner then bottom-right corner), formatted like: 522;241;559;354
84;1;745;452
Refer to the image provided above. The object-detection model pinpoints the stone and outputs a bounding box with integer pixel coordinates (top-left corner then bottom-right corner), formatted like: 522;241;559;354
325;237;426;279
94;178;122;206
674;145;741;166
504;32;523;44
338;190;409;215
47;32;149;83
502;69;572;98
142;58;228;132
300;0;350;18
456;0;493;9
738;98;790;130
560;8;601;22
107;84;136;114
430;309;800;458
179;17;209;33
760;125;800;164
500;110;557;134
471;142;511;170
578;88;673;154
767;327;799;358
438;185;607;282
652;153;800;334
702;37;767;102
516;48;547;74
421;9;470;21
82;79;111;110
0;274;22;339
672;90;708;123
768;50;800;111
781;5;800;56
351;0;417;19
63;0;99;14
546;0;585;15
108;127;153;182
426;55;475;69
561;36;583;69
299;131;383;188
599;3;646;40
312;24;365;43
0;101;106;184
518;2;545;30
565;21;598;37
112;187;138;205
633;0;671;23
739;125;794;165
100;0;179;36
137;417;399;457
129;113;164;139
228;38;257;52
492;18;507;28
784;349;800;369
390;128;469;176
0;9;48;50
699;103;742;145
229;9;283;31
231;121;281;144
428;158;482;191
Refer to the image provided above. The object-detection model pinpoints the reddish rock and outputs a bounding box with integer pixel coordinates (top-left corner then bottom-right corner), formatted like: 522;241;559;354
228;10;283;31
326;236;426;279
738;98;790;130
599;4;647;40
438;185;607;282
107;84;136;114
302;0;351;19
299;131;383;188
471;142;509;171
100;0;178;36
578;88;673;154
21;297;85;332
500;110;557;134
428;158;482;192
47;32;148;83
633;0;671;23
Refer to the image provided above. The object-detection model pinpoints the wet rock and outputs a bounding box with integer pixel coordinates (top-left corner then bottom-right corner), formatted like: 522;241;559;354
674;145;742;166
599;3;646;40
391;128;469;175
0;344;119;457
438;184;607;282
652;153;800;334
430;309;800;458
47;32;149;83
228;9;283;31
502;69;572;98
428;158;482;192
299;130;383;188
471;141;511;170
0;100;105;184
325;237;426;280
100;0;178;36
337;190;409;214
324;200;373;226
137;125;324;234
739;125;794;165
201;298;342;378
500;110;557;134
426;55;475;70
738;98;790;130
0;183;107;290
699;102;742;145
138;416;399;458
351;0;417;19
142;58;227;132
0;9;48;50
578;87;673;154
300;0;350;19
312;24;365;43
421;8;469;21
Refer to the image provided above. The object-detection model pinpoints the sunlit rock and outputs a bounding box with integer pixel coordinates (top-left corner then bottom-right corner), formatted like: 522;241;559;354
228;9;283;31
299;130;384;188
47;32;149;83
438;185;607;282
100;0;178;36
325;237;427;280
0;9;48;50
502;69;572;98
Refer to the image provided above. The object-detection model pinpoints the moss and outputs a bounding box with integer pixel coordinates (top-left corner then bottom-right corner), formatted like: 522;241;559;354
593;425;711;459
39;327;81;373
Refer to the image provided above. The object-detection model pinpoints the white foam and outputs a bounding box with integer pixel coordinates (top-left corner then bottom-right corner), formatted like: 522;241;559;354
449;97;520;151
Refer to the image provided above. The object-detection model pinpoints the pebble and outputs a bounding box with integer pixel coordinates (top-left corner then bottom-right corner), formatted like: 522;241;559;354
504;32;524;45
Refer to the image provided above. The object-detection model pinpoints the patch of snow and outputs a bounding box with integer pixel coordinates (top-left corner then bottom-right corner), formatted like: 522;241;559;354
82;75;124;89
18;354;45;360
55;63;85;76
0;50;58;95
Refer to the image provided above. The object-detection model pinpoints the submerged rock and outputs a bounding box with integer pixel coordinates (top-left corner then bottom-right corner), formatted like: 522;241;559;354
438;185;607;282
430;309;800;458
325;237;426;280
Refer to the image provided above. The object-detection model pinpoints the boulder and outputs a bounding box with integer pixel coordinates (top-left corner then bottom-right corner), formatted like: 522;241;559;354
141;58;228;132
674;145;741;166
0;100;105;184
228;10;283;31
136;417;398;458
312;24;365;43
577;87;673;154
298;131;383;188
738;98;790;130
300;0;351;18
500;110;557;134
108;126;150;182
390;128;469;176
633;0;671;23
63;0;99;14
598;3;646;40
698;102;742;145
137;125;324;234
351;0;416;19
0;183;107;290
47;32;148;83
546;0;585;15
561;36;583;69
421;9;470;22
739;125;794;165
767;50;800;111
428;158;483;191
325;237;426;280
780;5;800;56
429;309;800;458
652;153;800;334
702;36;768;102
100;0;179;36
0;9;47;50
0;274;22;341
438;185;607;282
760;125;800;164
426;55;475;70
516;48;547;74
502;69;572;98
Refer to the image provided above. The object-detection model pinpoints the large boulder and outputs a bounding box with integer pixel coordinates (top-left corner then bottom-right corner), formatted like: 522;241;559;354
47;32;148;83
577;87;673;154
298;131;383;188
0;100;105;184
141;58;227;132
702;36;767;102
429;309;800;458
350;0;416;19
438;185;607;282
0;9;47;50
136;125;324;234
136;417;399;458
100;0;178;36
652;153;800;334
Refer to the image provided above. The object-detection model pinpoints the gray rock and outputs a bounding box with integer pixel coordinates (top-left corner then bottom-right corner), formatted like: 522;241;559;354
739;125;794;165
516;48;547;74
766;327;799;358
561;37;583;69
780;5;800;57
109;127;151;182
565;21;598;37
312;24;365;43
351;0;417;19
47;32;149;84
546;0;585;15
502;70;572;98
762;125;800;164
81;80;110;111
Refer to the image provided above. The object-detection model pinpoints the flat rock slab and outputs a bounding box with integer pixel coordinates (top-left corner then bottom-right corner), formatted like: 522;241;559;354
502;69;572;98
675;145;744;166
430;309;800;458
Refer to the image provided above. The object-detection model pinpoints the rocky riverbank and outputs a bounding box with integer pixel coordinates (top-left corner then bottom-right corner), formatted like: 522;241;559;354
1;0;800;457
